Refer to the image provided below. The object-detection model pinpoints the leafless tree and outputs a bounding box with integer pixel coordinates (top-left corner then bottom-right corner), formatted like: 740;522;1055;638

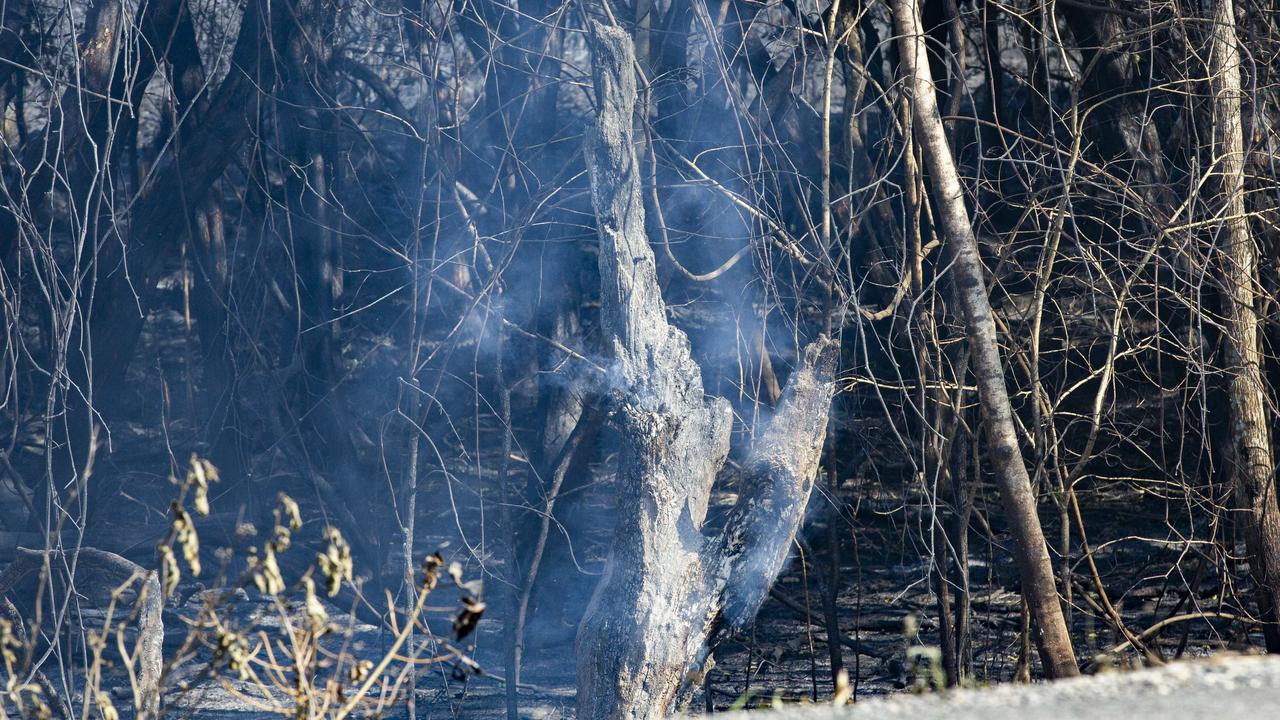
5;0;1280;715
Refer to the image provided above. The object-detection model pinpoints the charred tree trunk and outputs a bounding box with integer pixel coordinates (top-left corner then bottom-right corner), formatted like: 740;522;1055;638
40;0;284;521
1208;0;1280;654
891;0;1078;679
1058;2;1174;214
63;0;274;408
574;23;837;720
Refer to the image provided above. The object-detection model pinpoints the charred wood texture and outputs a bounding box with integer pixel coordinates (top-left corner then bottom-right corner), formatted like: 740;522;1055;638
10;0;1280;713
575;23;837;720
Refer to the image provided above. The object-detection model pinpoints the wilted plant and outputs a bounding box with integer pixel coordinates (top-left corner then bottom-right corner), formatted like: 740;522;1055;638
316;527;353;598
0;455;486;720
0;617;56;720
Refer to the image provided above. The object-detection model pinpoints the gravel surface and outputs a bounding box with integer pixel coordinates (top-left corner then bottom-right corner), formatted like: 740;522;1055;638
722;656;1280;720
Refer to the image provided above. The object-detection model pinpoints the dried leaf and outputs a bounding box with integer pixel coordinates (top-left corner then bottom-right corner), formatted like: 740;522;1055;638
317;527;353;597
422;552;444;594
159;545;180;598
452;596;485;641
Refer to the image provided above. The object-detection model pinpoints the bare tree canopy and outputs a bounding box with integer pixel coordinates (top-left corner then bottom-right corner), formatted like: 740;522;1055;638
4;0;1280;716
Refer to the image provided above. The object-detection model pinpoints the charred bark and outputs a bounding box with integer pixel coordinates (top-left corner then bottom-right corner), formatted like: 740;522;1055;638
574;23;837;720
65;0;284;446
1058;2;1174;213
10;0;285;533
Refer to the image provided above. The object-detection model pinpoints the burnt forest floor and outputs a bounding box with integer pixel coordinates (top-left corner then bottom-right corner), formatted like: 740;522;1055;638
0;308;1265;718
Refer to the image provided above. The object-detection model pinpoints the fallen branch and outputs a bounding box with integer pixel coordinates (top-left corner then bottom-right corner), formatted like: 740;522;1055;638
1103;612;1251;657
1;547;163;717
766;587;889;661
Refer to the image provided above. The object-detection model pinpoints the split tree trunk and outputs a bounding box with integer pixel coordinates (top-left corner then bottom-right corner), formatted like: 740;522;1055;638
890;0;1078;679
1208;0;1280;653
575;23;838;720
